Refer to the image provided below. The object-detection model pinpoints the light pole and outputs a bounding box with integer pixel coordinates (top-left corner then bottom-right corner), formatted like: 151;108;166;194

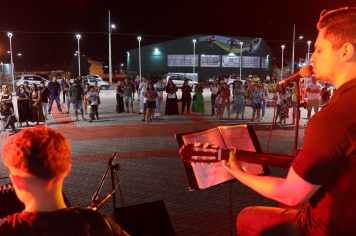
240;42;243;80
8;33;15;93
193;39;196;82
76;34;81;77
281;45;285;81
291;28;303;74
108;10;115;85
307;41;311;64
138;37;142;80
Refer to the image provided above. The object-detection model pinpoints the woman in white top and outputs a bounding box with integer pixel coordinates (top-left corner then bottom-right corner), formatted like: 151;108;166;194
275;85;290;124
210;80;219;116
138;77;147;114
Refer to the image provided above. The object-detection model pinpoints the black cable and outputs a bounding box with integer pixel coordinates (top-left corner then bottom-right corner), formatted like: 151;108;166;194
115;167;131;235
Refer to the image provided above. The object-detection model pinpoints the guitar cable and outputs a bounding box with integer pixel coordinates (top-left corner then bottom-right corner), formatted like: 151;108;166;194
252;86;279;206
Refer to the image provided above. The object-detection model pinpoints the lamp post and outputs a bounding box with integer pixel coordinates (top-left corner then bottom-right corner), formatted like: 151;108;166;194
8;33;15;93
138;37;142;80
193;39;196;82
281;45;285;81
108;10;115;85
307;41;311;64
76;34;81;77
291;25;303;74
240;41;243;80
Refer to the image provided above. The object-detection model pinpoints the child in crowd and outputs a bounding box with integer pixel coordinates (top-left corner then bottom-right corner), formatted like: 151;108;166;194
214;90;224;120
279;99;288;127
87;100;94;122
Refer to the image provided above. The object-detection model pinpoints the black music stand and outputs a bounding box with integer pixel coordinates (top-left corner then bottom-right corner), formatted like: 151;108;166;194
175;124;270;236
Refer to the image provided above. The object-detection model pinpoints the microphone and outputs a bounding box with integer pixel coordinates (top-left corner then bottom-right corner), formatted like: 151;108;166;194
278;65;314;85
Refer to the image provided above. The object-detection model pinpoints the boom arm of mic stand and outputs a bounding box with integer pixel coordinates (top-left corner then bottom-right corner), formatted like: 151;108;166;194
91;153;117;204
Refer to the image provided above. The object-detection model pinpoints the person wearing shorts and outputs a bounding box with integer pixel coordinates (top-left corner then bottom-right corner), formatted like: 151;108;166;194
214;90;224;119
306;77;322;119
64;78;71;114
123;77;134;113
143;82;158;123
68;80;86;121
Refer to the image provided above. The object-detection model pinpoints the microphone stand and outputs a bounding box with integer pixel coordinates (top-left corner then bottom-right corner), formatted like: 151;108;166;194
293;80;302;157
89;152;119;211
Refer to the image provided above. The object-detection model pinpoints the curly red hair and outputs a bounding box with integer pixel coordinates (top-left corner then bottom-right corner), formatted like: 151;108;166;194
2;126;71;180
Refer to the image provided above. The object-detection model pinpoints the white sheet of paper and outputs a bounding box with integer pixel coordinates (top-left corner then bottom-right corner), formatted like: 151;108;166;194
167;93;176;98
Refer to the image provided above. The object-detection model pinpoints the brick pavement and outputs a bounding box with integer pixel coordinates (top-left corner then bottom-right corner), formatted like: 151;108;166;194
0;88;316;235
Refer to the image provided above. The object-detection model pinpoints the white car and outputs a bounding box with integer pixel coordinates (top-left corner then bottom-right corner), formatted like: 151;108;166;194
224;74;246;88
163;74;198;88
15;74;49;88
81;75;110;90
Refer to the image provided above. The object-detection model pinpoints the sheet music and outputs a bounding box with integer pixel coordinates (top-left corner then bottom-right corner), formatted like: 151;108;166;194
182;128;235;190
219;125;263;175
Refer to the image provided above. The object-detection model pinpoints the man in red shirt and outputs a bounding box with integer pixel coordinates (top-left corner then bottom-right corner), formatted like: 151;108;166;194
0;126;128;236
223;7;356;236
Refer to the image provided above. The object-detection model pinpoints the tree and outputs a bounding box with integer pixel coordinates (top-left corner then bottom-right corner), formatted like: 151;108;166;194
69;55;92;78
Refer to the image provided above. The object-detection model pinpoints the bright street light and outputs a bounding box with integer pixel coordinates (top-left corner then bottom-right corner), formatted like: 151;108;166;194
138;36;142;87
155;48;159;53
240;42;243;81
18;53;21;56
137;36;142;41
299;36;303;39
7;33;12;37
193;39;196;81
121;63;124;66
108;11;115;84
76;35;81;76
76;34;81;39
307;41;312;64
111;24;115;29
281;45;285;80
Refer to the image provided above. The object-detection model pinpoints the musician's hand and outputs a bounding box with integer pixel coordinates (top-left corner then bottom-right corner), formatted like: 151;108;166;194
222;147;243;173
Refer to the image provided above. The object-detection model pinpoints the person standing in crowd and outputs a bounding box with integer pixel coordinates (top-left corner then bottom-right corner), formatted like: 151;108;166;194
69;80;86;121
0;103;16;133
320;82;331;105
251;85;265;122
279;99;288;127
210;80;219;116
245;78;255;95
136;75;141;101
221;83;231;119
87;100;94;122
266;74;271;83
60;77;66;103
144;82;158;123
231;80;246;120
81;77;86;90
47;76;63;114
64;78;71;114
261;81;269;120
154;78;165;117
306;76;322;119
116;81;124;113
93;80;100;111
165;79;179;115
138;76;148;114
122;77;134;113
274;85;290;124
0;85;13;110
192;81;205;115
23;81;30;93
130;74;136;101
16;84;31;127
86;85;100;120
82;83;90;115
30;84;45;126
39;81;50;124
214;90;224;120
181;79;192;115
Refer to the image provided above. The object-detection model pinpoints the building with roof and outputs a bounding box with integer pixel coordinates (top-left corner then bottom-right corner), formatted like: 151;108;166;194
127;34;273;81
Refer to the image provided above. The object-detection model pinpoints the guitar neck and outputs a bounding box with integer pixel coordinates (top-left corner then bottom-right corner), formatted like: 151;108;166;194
234;150;293;169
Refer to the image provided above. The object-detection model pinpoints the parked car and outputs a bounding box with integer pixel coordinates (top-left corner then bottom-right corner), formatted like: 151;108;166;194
81;75;110;90
144;74;162;84
36;73;51;81
206;75;220;84
163;74;198;88
90;74;103;81
248;75;261;82
226;75;247;88
15;74;49;89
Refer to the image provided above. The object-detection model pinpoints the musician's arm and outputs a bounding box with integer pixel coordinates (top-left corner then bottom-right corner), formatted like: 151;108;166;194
223;159;321;206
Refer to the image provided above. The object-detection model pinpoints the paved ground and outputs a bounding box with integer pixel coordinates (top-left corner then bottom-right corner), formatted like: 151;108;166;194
0;87;318;235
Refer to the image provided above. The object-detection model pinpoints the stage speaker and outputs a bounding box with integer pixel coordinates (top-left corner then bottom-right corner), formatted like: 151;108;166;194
113;200;175;236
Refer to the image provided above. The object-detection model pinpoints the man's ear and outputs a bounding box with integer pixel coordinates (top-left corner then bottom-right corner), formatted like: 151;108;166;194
340;43;355;62
10;175;26;191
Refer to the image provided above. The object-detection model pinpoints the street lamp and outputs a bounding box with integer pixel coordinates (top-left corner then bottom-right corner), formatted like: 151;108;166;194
121;63;124;66
291;27;303;74
138;36;142;81
7;33;16;94
76;34;81;77
307;41;312;64
193;39;196;82
240;42;243;80
281;45;285;80
108;11;115;85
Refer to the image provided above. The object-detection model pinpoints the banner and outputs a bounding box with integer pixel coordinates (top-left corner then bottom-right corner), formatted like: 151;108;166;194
199;35;262;53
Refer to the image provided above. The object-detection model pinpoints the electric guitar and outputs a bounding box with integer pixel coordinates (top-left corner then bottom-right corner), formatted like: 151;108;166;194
179;142;294;169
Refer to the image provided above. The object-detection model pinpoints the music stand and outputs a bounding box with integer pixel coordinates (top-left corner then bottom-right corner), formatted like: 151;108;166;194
175;124;270;236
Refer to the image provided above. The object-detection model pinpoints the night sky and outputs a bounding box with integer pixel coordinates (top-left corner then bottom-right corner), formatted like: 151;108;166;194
0;0;354;68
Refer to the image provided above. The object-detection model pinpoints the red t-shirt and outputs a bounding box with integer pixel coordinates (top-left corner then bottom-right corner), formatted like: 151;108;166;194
292;78;356;235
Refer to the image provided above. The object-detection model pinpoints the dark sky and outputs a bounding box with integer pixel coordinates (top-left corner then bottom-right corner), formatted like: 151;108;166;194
0;0;354;67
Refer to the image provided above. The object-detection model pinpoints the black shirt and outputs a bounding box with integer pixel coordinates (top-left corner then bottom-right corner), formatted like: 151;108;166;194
39;87;50;103
292;78;356;235
181;85;192;99
0;208;128;236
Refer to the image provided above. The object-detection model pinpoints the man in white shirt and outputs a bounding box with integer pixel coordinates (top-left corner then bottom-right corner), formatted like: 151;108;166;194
306;76;322;119
154;78;165;117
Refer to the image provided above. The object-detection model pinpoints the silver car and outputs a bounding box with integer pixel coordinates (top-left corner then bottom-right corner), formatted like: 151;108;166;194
15;74;49;88
163;74;198;88
81;75;110;90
